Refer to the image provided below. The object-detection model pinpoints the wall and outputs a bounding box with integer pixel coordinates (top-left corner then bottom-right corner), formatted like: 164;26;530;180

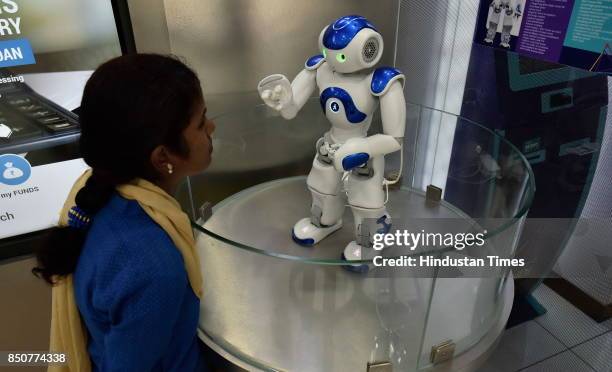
128;0;171;54
395;0;478;113
0;257;51;372
394;0;478;189
128;0;399;114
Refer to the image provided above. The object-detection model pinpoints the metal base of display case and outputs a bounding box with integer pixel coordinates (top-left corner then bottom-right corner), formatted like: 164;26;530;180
198;276;513;372
195;177;514;372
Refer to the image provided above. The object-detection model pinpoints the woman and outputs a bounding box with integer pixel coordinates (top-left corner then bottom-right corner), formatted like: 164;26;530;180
33;54;215;372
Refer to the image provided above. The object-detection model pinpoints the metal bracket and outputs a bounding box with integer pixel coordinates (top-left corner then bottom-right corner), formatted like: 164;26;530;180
430;340;455;364
198;201;214;223
367;361;393;372
426;184;443;203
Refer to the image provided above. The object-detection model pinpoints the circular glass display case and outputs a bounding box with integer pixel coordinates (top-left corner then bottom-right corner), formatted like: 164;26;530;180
187;99;535;372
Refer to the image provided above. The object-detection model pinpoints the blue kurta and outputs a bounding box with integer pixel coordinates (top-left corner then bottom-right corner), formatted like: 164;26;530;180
74;194;204;372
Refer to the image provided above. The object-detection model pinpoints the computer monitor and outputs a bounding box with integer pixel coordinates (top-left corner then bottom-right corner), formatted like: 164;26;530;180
0;0;133;154
507;52;594;92
0;0;133;243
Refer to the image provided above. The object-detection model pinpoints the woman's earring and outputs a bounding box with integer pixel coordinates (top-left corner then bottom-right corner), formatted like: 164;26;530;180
167;163;174;174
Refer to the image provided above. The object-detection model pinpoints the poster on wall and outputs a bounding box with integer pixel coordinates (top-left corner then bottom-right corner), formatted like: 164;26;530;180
0;156;88;239
474;0;612;73
0;0;122;150
0;1;125;242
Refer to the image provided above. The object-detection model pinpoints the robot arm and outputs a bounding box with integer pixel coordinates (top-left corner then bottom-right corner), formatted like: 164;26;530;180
259;69;316;120
514;2;523;18
332;134;401;171
286;68;317;119
259;55;322;120
333;70;406;172
380;80;406;139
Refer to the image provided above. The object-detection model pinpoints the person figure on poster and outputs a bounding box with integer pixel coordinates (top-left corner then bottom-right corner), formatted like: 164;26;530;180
484;0;503;44
484;0;524;48
499;0;523;48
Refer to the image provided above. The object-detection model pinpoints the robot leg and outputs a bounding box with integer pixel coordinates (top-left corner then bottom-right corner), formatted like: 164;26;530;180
343;155;391;271
344;206;391;260
292;153;344;246
500;25;512;48
484;22;498;43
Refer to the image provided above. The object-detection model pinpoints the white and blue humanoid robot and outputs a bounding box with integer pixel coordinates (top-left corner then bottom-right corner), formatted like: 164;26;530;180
258;15;406;269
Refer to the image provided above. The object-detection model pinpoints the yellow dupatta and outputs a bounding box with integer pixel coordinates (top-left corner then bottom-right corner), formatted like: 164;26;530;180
48;170;202;372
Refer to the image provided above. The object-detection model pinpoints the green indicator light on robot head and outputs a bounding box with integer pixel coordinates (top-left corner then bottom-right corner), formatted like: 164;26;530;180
322;49;327;58
336;53;346;63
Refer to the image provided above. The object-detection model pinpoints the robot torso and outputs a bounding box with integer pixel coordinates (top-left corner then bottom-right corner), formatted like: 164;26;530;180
316;61;375;142
306;57;403;144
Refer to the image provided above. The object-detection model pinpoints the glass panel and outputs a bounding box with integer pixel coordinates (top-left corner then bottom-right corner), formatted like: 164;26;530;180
189;98;534;371
409;104;534;369
197;231;437;371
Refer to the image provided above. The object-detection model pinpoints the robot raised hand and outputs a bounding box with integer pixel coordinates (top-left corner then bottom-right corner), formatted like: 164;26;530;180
258;74;298;119
260;85;287;109
258;15;407;270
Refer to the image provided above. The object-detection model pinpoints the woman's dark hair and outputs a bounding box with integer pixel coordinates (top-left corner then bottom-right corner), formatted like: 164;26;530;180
33;54;203;284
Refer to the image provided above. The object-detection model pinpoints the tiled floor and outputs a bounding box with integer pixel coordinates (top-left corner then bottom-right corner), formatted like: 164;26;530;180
478;284;612;372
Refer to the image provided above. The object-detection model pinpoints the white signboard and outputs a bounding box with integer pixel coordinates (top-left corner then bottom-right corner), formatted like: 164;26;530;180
0;155;88;239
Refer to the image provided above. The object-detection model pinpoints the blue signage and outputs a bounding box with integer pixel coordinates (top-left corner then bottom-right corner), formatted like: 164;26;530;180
0;38;35;68
0;153;32;185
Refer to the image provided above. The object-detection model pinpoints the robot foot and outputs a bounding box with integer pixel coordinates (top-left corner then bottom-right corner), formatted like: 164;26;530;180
484;37;493;44
500;42;510;48
341;241;370;273
292;217;342;247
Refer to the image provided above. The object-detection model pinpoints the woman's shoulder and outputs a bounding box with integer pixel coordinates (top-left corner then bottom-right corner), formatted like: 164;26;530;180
92;193;169;239
81;194;185;274
75;194;190;311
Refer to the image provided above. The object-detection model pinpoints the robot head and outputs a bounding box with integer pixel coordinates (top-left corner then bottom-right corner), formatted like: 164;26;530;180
318;15;383;73
493;0;502;12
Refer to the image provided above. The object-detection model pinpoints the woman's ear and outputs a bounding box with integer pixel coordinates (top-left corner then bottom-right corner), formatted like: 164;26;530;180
150;145;172;176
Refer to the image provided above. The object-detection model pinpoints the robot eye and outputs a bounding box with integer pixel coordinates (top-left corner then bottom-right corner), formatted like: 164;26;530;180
336;53;347;63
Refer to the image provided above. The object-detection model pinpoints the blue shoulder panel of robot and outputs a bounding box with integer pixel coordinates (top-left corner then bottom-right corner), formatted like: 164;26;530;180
305;54;325;70
322;15;377;50
371;67;405;96
320;87;367;124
